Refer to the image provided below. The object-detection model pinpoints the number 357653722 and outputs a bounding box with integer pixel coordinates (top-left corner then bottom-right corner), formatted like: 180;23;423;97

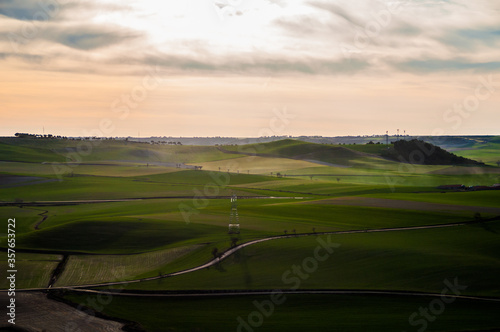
8;218;15;248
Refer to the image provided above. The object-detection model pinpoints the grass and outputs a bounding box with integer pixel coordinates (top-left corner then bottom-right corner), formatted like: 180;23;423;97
63;292;500;332
0;253;62;289
0;141;65;163
0;138;242;164
0;137;499;331
453;141;500;166
16;216;229;254
119;221;500;297
55;244;205;286
187;156;320;175
366;190;500;208
221;139;388;167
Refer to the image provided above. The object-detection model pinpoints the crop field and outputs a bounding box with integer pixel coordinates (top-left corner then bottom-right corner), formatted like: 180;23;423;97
63;293;500;332
113;220;500;296
55;244;205;286
0;253;62;289
1;137;499;331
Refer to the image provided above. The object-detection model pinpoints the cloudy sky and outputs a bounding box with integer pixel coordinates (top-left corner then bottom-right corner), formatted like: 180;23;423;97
1;0;499;137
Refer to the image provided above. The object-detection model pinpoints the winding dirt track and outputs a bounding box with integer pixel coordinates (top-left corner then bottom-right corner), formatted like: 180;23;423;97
3;220;500;331
5;219;498;297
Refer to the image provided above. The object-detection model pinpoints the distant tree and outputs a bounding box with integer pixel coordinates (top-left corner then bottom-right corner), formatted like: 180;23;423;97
276;172;282;178
212;247;218;259
284;230;288;235
337;178;340;182
367;141;374;144
231;237;238;247
474;212;482;223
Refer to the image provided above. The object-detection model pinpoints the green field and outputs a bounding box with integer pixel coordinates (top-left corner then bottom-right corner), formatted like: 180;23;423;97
1;137;499;331
63;293;500;332
111;221;500;297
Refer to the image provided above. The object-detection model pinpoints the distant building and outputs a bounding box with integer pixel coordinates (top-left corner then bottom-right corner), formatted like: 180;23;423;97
469;186;492;191
437;184;465;190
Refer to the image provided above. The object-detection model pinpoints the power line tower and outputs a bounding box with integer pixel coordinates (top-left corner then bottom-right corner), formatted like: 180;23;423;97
228;193;240;234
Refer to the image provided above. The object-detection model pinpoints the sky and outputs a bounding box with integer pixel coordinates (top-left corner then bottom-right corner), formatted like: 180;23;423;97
1;0;500;137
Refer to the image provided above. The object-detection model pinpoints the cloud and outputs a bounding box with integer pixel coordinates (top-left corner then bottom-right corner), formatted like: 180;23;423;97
307;0;364;27
392;58;500;73
0;0;131;22
439;27;500;52
0;51;45;63
132;53;371;76
42;26;141;50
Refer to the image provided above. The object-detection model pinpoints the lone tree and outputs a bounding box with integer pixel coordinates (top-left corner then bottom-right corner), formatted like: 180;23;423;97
230;237;238;248
211;247;218;259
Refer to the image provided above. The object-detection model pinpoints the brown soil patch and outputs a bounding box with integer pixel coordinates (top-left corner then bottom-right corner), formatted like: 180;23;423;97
0;292;124;331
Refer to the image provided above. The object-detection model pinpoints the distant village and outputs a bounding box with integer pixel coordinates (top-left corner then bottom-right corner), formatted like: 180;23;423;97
437;184;500;191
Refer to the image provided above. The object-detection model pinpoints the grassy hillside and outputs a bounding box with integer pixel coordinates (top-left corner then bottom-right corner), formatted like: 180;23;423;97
121;221;500;296
221;139;384;167
383;139;484;165
63;292;500;332
0;137;241;164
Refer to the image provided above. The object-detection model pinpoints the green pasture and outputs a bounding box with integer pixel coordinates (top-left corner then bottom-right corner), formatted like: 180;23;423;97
366;190;500;208
15;216;231;254
454;141;500;166
0;253;61;289
118;220;500;297
63;292;500;332
55;244;205;286
0;173;259;202
0;138;241;164
188;155;320;175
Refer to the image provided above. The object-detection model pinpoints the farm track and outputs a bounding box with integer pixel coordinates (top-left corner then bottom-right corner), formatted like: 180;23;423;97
4;217;499;293
0;195;296;207
34;209;48;230
58;288;500;303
